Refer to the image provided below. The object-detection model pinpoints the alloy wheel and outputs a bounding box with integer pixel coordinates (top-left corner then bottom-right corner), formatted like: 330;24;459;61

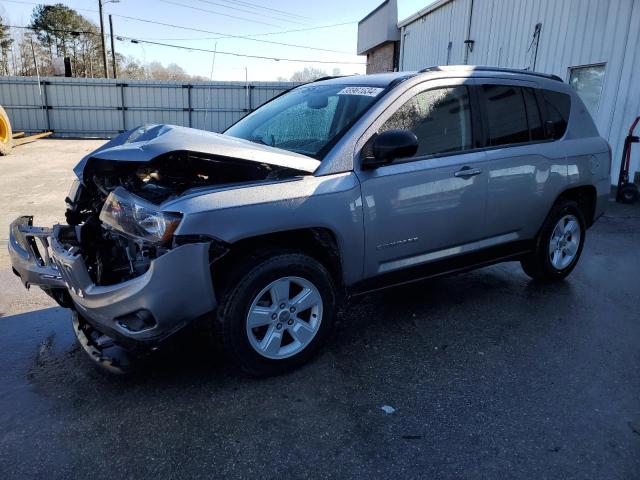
548;214;581;270
245;276;323;360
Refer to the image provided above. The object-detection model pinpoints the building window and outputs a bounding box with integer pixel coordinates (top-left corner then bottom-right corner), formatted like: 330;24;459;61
568;64;606;117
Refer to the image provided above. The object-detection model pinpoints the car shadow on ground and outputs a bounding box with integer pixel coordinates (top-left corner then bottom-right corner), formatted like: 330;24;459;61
5;258;638;479
11;262;576;396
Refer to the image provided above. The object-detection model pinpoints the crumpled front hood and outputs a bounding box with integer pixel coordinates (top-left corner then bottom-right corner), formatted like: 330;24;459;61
74;124;320;179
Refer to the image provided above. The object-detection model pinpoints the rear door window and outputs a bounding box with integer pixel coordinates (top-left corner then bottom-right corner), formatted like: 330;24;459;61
481;84;529;146
523;87;545;141
541;89;571;139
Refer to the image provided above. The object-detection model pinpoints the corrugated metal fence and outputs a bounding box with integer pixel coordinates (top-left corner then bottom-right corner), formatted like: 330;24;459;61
0;76;300;138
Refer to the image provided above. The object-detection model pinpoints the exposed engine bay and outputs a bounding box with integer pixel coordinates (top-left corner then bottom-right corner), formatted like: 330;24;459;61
62;151;304;286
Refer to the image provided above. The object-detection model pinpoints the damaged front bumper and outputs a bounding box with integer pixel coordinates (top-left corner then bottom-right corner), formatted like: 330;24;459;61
9;217;66;290
9;215;217;345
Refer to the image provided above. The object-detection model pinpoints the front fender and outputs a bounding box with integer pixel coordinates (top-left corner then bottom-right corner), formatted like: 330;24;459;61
169;173;365;285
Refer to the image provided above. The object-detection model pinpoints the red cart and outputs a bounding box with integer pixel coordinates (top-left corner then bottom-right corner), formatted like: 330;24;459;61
617;116;640;204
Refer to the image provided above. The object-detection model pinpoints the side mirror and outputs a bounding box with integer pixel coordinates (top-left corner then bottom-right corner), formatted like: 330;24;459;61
362;129;419;169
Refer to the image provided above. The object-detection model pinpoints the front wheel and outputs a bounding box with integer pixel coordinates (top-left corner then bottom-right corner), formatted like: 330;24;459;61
216;253;337;377
521;200;586;282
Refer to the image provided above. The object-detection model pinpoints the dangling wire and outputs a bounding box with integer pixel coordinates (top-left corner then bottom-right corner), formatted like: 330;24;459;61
525;23;542;71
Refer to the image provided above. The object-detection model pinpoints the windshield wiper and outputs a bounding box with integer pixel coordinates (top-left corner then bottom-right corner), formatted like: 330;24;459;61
249;135;276;147
248;136;268;146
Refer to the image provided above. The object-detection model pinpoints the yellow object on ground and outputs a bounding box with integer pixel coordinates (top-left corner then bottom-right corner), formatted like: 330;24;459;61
0;106;13;155
12;131;53;146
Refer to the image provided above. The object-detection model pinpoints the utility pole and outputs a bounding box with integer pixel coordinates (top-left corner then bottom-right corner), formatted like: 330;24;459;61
29;37;43;108
29;37;40;79
109;14;117;78
98;0;108;78
245;67;249;111
11;46;17;76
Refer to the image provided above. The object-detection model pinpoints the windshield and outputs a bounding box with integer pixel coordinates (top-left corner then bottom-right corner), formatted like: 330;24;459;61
225;84;385;159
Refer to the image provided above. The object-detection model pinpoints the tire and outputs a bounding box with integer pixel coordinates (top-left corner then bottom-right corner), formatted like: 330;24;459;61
520;200;586;282
618;183;639;204
216;252;337;377
0;106;13;156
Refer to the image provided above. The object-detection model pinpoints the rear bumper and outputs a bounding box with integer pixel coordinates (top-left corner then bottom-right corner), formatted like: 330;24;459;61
593;178;610;224
9;216;217;344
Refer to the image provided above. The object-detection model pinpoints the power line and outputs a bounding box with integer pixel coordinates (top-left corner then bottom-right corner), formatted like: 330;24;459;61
204;0;311;21
7;24;97;36
113;14;355;54
235;21;358;38
0;0;355;45
116;35;366;65
192;0;309;26
159;0;283;28
134;21;358;42
4;3;358;55
0;0;99;14
1;0;297;29
0;0;312;25
5;24;366;65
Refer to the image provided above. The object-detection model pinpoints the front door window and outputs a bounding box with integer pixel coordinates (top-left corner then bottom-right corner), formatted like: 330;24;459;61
378;86;473;157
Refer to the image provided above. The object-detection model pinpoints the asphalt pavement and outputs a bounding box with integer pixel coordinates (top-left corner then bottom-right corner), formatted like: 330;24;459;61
0;140;639;479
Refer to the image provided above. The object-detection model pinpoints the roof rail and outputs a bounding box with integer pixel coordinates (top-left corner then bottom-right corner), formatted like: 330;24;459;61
418;65;563;82
311;75;348;83
387;73;418;90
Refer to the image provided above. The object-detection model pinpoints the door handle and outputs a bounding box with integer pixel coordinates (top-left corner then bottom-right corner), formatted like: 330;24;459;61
454;166;482;178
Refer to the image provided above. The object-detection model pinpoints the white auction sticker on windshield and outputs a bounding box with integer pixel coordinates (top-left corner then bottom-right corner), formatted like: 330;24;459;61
337;86;384;97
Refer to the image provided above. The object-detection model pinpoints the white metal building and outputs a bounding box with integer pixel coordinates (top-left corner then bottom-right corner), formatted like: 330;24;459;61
359;0;640;185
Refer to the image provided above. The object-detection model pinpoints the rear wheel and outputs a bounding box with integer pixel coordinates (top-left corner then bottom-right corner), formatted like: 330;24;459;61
521;200;586;282
216;253;337;376
0;106;13;156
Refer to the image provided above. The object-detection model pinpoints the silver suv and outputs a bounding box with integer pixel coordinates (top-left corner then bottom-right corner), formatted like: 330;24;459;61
9;66;611;375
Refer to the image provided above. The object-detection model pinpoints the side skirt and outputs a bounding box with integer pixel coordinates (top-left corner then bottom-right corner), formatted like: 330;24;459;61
349;240;533;296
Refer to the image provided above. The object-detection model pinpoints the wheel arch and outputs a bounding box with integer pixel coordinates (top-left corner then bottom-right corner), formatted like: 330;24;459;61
211;227;344;296
553;184;597;227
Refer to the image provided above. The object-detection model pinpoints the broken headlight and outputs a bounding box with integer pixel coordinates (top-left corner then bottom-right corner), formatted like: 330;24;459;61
99;187;182;245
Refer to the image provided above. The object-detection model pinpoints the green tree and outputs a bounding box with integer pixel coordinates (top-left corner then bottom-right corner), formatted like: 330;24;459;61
29;3;101;77
0;16;14;75
12;4;209;79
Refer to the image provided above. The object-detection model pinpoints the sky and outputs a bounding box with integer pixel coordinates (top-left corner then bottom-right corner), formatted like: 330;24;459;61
0;0;434;80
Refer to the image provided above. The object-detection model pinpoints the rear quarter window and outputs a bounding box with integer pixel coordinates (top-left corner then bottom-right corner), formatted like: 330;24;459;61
541;90;571;139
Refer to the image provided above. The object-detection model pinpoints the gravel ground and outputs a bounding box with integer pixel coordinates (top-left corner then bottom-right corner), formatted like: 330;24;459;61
0;139;639;479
